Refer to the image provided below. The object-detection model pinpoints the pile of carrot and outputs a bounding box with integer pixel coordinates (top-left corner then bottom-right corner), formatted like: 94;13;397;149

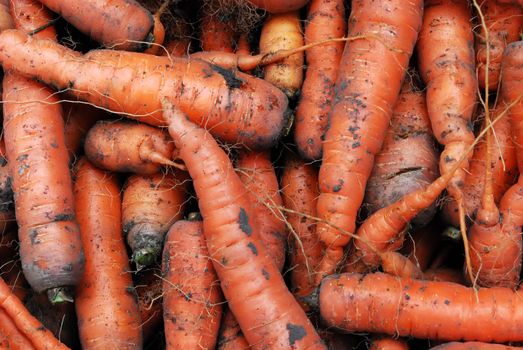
0;0;521;349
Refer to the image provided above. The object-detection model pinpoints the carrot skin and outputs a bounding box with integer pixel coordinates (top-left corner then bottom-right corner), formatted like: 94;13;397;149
200;12;235;53
246;0;309;13
320;272;523;342
430;342;521;350
0;0;13;31
163;101;325;350
216;309;249;350
294;0;345;160
74;158;142;350
0;308;35;350
0;29;289;150
369;337;409;350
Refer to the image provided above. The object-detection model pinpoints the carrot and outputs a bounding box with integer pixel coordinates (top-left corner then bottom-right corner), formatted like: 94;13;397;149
369;337;409;350
200;9;235;52
259;11;304;98
293;0;345;160
475;0;523;91
363;81;439;228
3;0;84;302
319;272;523;343
416;0;477;238
37;0;161;51
122;171;188;267
134;267;163;343
0;309;35;350
162;215;223;350
430;342;521;350
0;0;13;31
315;0;424;282
84;120;183;174
216;309;249;350
74;158;142;350
280;153;323;305
237;151;286;271
235;34;250;56
62;102;107;161
160;19;192;57
162;100;325;350
0;276;69;350
379;251;423;280
246;0;309;13
0;29;289;150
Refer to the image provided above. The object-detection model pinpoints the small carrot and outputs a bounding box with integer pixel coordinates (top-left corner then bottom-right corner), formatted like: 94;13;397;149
259;11;304;98
237;151;286;271
216;309;249;350
162;215;223;350
163;100;325;350
319;272;523;343
122;171;188;267
74;158;142;350
84;120;183;174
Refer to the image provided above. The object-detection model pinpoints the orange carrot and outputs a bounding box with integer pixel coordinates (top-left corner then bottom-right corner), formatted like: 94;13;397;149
281;153;323;305
259;11;304;98
3;0;84;301
293;0;345;160
320;272;523;342
430;342;521;350
237;151;286;271
37;0;161;51
200;10;235;52
84;120;182;174
0;29;289;150
0;0;12;31
162;216;223;349
216;309;249;350
0;309;35;350
160;19;192;57
379;251;423;280
122;171;188;267
74;158;142;350
246;0;309;13
163;100;325;349
369;337;409;350
315;0;423;282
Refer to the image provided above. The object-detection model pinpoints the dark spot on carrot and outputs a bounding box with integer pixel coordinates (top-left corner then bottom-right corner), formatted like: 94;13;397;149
53;213;75;222
405;294;410;300
221;256;228;266
247;242;258;256
444;155;454;163
333;179;344;192
0;158;6;167
210;64;243;89
61;263;73;272
50;141;58;148
286;323;306;345
352;141;361;149
262;268;270;280
444;299;450;305
184;292;193;301
36;326;45;331
238;208;252;236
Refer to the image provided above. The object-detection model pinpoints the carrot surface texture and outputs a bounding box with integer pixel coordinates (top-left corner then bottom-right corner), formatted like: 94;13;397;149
320;272;523;343
162;100;325;350
3;0;84;302
122;171;188;268
315;0;424;282
430;342;522;350
74;158;142;350
216;308;249;350
162;216;223;350
246;0;309;13
0;29;289;150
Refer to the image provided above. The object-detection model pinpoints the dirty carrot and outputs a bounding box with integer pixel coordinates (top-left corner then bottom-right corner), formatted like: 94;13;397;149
216;309;249;350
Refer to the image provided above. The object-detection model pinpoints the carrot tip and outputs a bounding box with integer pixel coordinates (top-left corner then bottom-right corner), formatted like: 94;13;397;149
133;248;159;269
47;287;74;304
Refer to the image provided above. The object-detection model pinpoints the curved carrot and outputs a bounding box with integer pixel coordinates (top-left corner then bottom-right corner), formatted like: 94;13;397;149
162;216;223;349
217;309;249;350
162;100;325;350
315;0;423;282
246;0;309;13
430;342;520;350
0;29;289;150
281;153;323;305
4;0;84;301
37;0;159;51
74;158;142;350
294;0;345;160
237;151;286;271
84;120;183;174
122;171;188;267
320;272;523;343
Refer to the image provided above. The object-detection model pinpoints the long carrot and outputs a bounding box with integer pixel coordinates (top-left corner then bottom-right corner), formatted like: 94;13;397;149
74;158;142;350
162;100;325;350
319;272;523;342
315;0;424;282
122;171;188;267
162;215;223;349
0;29;289;150
237;151;286;271
0;308;35;350
3;0;84;301
293;0;345;160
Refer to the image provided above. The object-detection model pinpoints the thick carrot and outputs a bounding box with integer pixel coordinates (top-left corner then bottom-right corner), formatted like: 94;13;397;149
84;120;182;174
200;10;235;52
74;158;142;350
134;267;163;343
162;216;223;350
216;309;249;350
281;153;323;304
319;272;523;342
430;342;521;350
294;0;345;160
416;0;477;230
246;0;309;13
475;0;523;91
259;11;304;98
0;29;289;150
122;171;188;267
3;0;84;301
315;0;423;281
163;100;325;350
37;0;160;51
237;151;286;271
364;81;439;228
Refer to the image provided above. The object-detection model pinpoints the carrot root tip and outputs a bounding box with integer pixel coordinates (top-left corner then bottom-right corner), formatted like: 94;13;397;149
47;287;74;304
133;247;159;269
